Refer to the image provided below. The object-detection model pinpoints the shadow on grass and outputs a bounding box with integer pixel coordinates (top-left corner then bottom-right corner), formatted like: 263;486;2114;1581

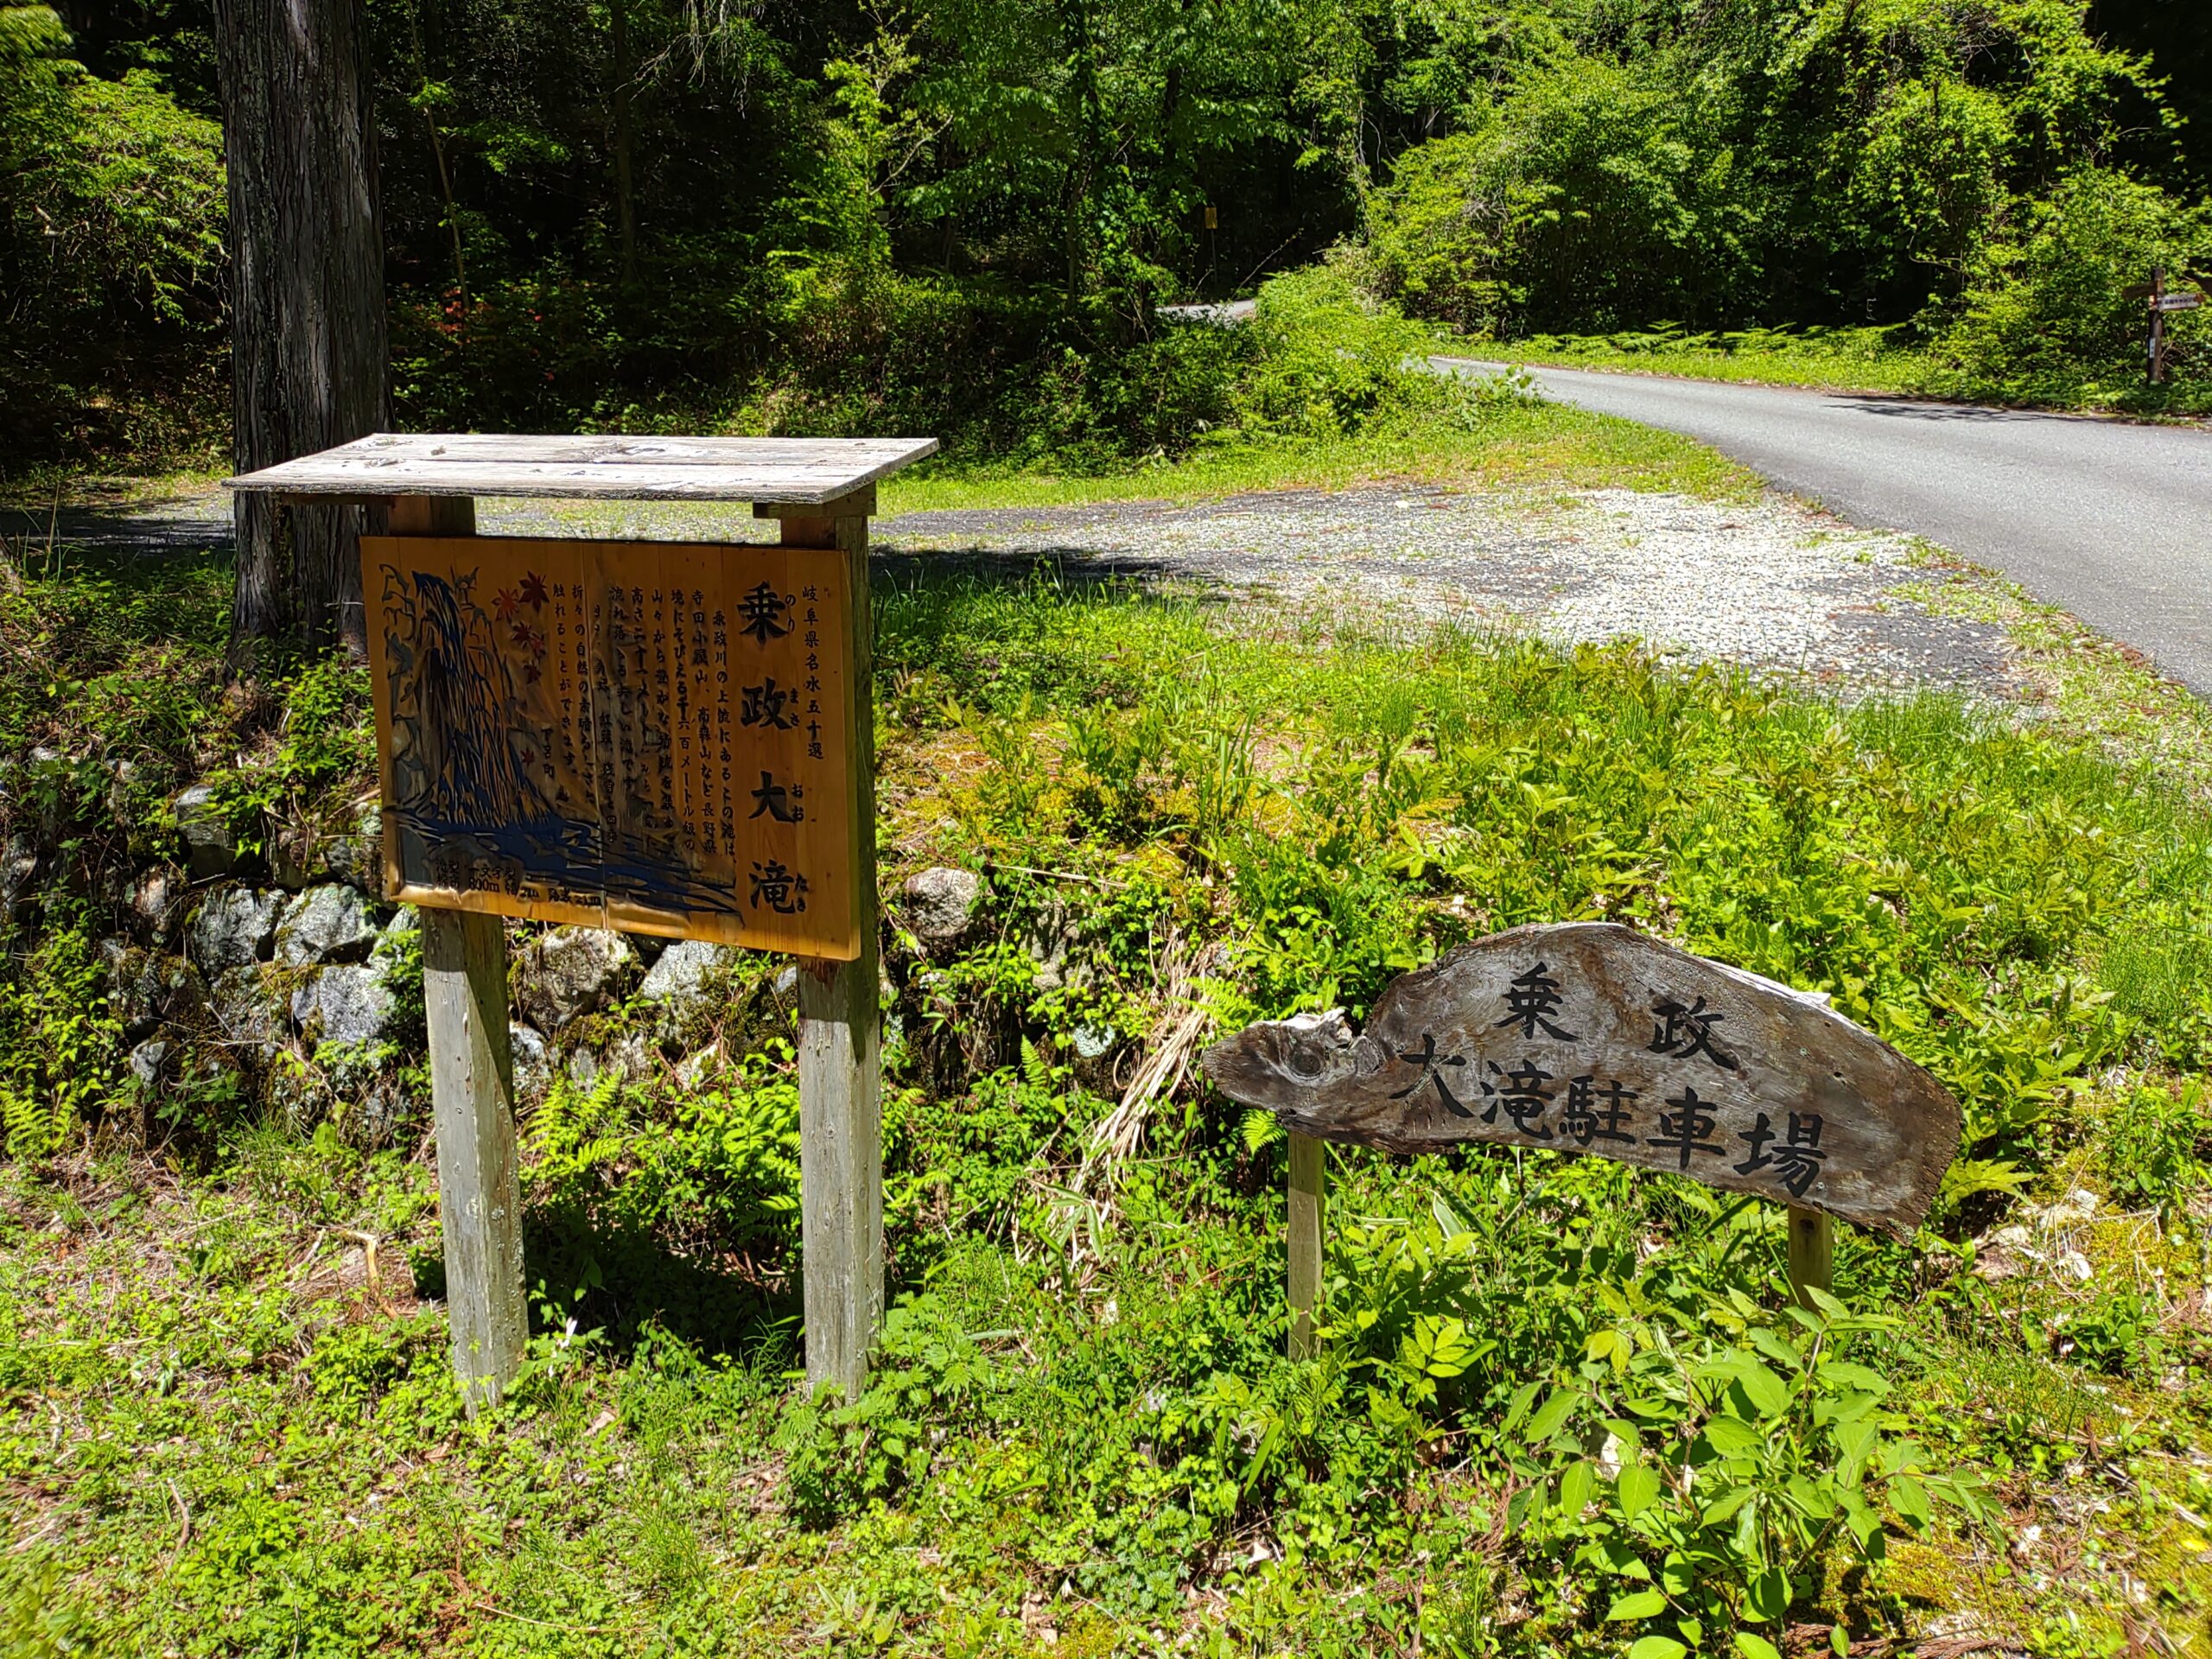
410;1201;797;1359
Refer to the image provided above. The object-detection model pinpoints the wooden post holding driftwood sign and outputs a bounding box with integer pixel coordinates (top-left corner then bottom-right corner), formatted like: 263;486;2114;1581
225;434;937;1410
1204;922;1962;1351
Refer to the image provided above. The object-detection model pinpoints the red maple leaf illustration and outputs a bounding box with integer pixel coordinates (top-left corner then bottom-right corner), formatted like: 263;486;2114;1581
519;572;549;609
522;662;542;683
494;587;520;622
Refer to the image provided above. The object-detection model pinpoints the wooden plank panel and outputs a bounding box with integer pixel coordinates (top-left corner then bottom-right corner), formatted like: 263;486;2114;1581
342;433;928;467
1204;922;1961;1240
363;534;860;957
229;433;938;503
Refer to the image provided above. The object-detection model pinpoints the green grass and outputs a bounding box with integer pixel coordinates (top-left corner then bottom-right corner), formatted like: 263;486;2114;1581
879;399;1758;513
10;546;2212;1654
1473;325;1931;397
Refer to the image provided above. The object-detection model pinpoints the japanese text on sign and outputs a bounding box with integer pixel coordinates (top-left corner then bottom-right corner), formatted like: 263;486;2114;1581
1201;923;1964;1238
362;536;857;958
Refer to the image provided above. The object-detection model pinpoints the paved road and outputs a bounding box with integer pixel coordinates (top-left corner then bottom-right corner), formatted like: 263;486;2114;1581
1440;359;2212;696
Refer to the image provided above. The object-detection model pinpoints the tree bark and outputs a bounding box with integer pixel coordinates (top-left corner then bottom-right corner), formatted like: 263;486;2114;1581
214;0;389;670
608;0;639;287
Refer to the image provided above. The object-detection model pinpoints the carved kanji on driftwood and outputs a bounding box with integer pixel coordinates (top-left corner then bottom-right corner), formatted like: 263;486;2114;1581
1203;923;1961;1239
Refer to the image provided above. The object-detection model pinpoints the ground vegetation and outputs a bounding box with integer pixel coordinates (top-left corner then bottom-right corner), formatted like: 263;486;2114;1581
6;440;2212;1649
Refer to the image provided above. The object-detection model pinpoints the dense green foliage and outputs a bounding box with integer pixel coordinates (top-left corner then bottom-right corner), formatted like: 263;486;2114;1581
0;3;223;460
3;0;2205;471
1363;0;2211;407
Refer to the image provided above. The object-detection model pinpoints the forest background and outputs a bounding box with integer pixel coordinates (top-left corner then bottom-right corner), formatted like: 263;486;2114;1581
2;0;2209;477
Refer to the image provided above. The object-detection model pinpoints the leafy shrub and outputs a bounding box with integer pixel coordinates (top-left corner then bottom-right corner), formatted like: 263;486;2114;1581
2046;1289;2164;1381
530;1056;802;1255
524;1053;802;1343
1928;167;2212;409
2098;1081;2207;1216
779;1294;995;1522
0;16;225;463
276;657;374;788
1230;263;1446;440
1503;1288;1991;1648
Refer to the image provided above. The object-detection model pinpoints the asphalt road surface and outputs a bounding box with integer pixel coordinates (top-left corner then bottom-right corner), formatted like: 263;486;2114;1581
1440;359;2212;696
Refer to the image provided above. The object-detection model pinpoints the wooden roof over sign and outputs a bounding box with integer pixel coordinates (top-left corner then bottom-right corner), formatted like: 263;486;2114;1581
224;432;941;505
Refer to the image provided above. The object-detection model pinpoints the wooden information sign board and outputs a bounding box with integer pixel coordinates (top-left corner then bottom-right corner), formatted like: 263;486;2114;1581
227;432;937;1414
1205;924;1962;1350
364;535;858;957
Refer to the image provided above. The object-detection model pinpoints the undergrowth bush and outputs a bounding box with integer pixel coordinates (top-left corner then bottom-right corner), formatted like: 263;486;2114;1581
1928;167;2212;410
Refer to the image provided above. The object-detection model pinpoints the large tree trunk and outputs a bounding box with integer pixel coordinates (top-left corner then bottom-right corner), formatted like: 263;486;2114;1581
214;0;389;671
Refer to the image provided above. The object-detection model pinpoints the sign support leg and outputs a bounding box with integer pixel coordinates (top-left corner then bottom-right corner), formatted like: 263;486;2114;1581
424;906;524;1410
387;493;527;1413
784;506;883;1401
1287;1132;1324;1359
1787;1205;1833;1310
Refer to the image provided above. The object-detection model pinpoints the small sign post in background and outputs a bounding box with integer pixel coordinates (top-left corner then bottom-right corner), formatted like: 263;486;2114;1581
1206;922;1961;1347
226;434;934;1410
2128;267;2207;385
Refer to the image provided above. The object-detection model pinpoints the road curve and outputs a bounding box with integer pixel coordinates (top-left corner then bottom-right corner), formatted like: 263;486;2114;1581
1438;359;2212;696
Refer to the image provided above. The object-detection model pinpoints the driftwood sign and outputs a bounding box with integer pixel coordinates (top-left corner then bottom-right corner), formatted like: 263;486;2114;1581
1205;922;1961;1240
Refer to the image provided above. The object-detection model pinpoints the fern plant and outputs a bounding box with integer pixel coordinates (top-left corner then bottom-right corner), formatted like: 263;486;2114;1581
0;921;118;1156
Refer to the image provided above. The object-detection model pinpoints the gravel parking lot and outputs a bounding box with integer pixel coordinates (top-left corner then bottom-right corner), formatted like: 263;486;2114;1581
870;486;2018;697
25;480;2022;696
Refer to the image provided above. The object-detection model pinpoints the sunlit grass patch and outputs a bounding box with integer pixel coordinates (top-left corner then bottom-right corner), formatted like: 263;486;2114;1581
880;400;1758;515
1473;324;1930;395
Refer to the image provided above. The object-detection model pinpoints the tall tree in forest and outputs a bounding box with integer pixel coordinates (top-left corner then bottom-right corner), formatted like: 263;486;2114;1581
213;0;387;668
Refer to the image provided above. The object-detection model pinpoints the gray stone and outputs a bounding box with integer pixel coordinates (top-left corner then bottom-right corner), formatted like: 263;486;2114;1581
188;887;283;972
323;805;382;895
1071;1025;1116;1061
274;885;378;966
675;1046;723;1090
347;1083;408;1145
772;964;799;998
612;1030;656;1084
294;963;398;1048
901;867;985;956
211;964;290;1048
514;926;638;1030
511;1022;553;1100
130;866;187;944
561;1030;653;1091
2;835;39;921
173;784;239;880
266;820;320;891
128;1039;169;1092
639;938;739;1012
109;947;209;1042
1025;898;1077;992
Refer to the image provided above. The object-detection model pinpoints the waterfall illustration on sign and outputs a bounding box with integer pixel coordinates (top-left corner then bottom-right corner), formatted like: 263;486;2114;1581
374;553;741;918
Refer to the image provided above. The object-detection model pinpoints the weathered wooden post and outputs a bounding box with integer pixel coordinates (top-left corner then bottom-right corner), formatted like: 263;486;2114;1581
1286;1132;1323;1359
1787;1205;1834;1307
760;497;882;1402
226;435;935;1409
1205;923;1963;1326
374;491;528;1412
